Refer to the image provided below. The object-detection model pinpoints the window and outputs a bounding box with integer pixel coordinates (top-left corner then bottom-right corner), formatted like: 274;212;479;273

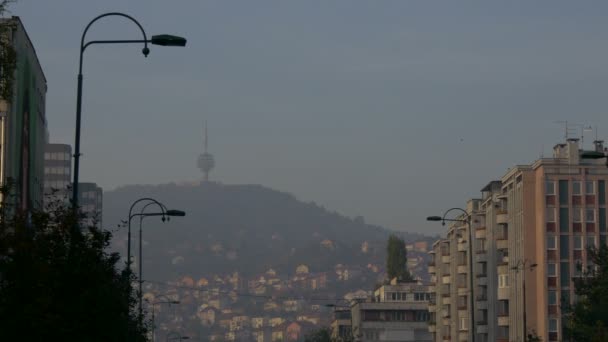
586;208;595;222
559;180;569;205
548;263;557;277
574;236;583;250
459;317;468;331
546;208;556;222
549;318;558;332
586;181;595;194
44;152;50;160
573;209;582;222
548;291;557;305
601;208;607;233
560;208;570;232
560;236;570;259
574;260;583;277
547;235;557;249
546;181;555;195
600;181;606;205
573;181;582;195
498;274;509;288
560;262;570;287
587;236;596;248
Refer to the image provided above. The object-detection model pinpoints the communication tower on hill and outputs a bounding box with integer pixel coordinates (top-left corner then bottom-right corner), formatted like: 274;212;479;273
197;121;215;182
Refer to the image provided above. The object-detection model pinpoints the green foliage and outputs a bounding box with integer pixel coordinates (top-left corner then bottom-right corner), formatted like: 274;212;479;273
0;186;148;341
0;0;17;100
563;243;608;341
386;234;413;282
304;327;333;342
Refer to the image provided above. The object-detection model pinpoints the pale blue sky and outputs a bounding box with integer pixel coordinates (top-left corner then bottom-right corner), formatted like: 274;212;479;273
11;1;608;234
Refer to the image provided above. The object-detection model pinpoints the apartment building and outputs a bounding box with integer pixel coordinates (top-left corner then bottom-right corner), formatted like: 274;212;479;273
351;279;432;342
77;182;102;227
428;200;481;342
428;138;608;342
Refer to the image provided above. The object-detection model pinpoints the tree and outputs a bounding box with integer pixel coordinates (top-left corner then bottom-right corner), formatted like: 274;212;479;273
563;243;608;341
0;0;17;100
304;327;333;342
386;234;413;282
0;185;148;341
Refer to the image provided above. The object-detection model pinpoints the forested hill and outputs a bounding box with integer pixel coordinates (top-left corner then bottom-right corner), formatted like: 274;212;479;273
103;182;430;280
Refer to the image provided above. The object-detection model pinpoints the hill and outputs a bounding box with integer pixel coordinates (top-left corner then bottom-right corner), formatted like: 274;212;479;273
103;182;430;281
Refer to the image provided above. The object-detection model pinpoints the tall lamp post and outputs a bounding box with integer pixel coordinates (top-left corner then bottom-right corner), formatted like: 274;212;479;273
428;208;475;342
72;12;186;211
512;260;537;341
127;197;185;322
151;295;180;342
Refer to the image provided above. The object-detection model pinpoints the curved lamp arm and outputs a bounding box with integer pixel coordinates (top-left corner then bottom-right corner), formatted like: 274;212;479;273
80;12;149;73
441;207;469;223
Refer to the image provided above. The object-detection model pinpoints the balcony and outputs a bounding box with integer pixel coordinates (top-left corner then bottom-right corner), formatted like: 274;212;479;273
429;265;436;274
428;303;436;312
457;265;468;274
442;275;452;284
428;324;436;333
457;241;468;252
441;255;451;263
496;239;509;250
498;315;510;326
475;227;486;239
497;210;508;225
498;287;509;300
476;323;488;334
442;335;451;341
475;253;487;262
476;276;487;286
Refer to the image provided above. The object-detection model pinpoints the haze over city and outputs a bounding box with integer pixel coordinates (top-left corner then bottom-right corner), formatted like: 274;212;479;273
12;0;608;234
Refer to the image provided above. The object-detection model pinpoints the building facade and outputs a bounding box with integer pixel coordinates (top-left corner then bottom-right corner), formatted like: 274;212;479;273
351;279;432;342
428;138;608;342
43;143;71;206
0;16;48;213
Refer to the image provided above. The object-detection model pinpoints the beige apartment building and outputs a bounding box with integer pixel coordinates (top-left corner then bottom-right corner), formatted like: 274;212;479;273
428;138;608;342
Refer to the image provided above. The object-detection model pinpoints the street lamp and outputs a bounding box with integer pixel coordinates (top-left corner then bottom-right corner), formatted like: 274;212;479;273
128;198;186;321
511;260;537;341
72;12;187;212
427;208;475;342
166;331;190;341
151;294;180;342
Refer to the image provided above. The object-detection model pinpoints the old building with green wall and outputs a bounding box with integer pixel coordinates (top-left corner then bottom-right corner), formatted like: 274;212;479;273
0;16;48;213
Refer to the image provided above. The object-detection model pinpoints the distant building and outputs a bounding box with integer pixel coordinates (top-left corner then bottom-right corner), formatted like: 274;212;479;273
77;182;102;227
0;16;48;214
330;308;352;341
351;279;432;342
43;143;71;206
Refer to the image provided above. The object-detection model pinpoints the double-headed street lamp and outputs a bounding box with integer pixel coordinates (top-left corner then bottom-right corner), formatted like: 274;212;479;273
512;260;537;341
427;208;475;342
151;294;180;342
127;197;185;322
72;12;187;211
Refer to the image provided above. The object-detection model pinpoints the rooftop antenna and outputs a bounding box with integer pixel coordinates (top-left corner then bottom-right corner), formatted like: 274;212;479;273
197;120;215;182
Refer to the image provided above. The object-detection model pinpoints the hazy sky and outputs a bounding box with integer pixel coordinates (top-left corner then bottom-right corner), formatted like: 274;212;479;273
11;1;608;234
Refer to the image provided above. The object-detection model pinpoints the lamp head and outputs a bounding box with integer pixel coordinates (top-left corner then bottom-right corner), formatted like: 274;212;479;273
142;46;150;57
166;209;186;217
427;216;442;222
151;34;187;47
